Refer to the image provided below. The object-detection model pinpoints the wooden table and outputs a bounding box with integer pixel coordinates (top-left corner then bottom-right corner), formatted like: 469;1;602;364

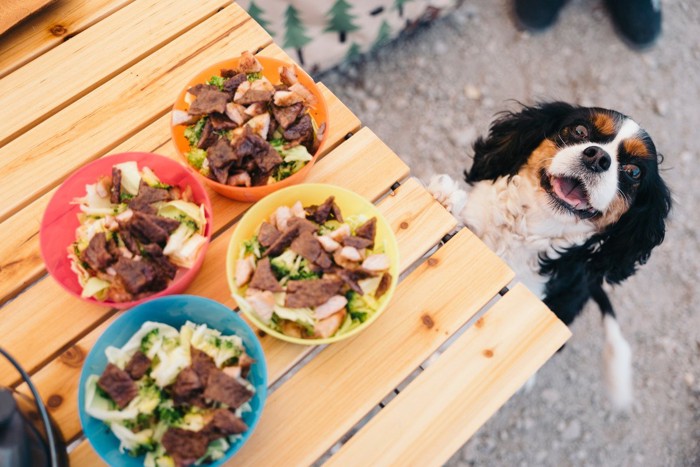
0;1;571;465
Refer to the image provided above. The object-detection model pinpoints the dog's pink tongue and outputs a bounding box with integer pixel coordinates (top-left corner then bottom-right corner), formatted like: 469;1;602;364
553;177;589;209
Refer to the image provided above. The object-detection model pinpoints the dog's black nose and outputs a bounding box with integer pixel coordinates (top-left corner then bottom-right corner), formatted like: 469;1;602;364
582;146;611;172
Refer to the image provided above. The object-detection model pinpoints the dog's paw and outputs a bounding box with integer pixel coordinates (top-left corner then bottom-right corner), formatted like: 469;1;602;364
427;174;468;217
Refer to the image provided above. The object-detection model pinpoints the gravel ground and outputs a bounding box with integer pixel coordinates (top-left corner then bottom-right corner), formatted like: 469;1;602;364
321;0;700;465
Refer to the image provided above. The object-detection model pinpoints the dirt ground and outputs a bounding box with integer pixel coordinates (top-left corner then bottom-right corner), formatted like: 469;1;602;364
321;0;700;465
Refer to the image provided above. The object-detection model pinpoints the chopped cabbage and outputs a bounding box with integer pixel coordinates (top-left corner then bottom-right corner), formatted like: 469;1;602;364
273;304;315;329
158;200;207;234
114;161;142;195
150;344;190;388
195;438;230;465
110;422;154;453
105;322;180;368
81;277;111;299
280;144;312;163
168;233;206;269
189;322;244;368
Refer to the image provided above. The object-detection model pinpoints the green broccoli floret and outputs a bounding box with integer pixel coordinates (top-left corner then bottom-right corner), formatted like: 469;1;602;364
136;382;163;414
140;329;159;354
157;405;184;426
270;251;320;281
246;72;262;82
207;75;226;90
346;291;372;323
243;236;263;258
186;148;208;170
184;118;207;147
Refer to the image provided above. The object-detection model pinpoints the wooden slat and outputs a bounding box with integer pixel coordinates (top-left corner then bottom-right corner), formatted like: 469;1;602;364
326;284;571;466
70;441;104;467
0;81;360;304
0;0;135;78
0;0;230;147
0;127;400;387
21;154;419;443
233;229;514;466
0;0;56;36
0;3;269;223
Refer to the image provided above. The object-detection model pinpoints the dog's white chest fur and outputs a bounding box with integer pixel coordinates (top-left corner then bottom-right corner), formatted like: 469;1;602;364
431;174;596;298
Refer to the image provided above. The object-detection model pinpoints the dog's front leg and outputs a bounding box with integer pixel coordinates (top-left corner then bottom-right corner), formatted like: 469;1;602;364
427;174;468;223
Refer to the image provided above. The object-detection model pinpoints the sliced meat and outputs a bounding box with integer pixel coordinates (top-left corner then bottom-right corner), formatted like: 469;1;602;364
203;409;248;439
330;201;343;223
187;83;218;97
172;367;203;407
111;167;122;204
81;232;115;271
305;196;335;224
287;216;318;235
291;231;331;269
246;113;271;140
273;90;304;107
222;73;247;97
248;257;283;292
220;68;237;78
238;353;254;379
190;347;217;383
264;225;300;257
238;50;263;73
244;102;268;117
279;65;299;87
258;222;280;248
119;230;140;256
97;363;138;409
113;256;162;294
128;212;169;245
124;350;151;380
231;125;270;161
282;113;313;143
207;137;238;184
285;277;343;308
196;119;218;150
336;268;375;295
271;102;304;129
375;272;392;299
209;112;238;131
254;145;282;173
162;427;210;467
313;309;346;339
342;236;373;250
203;370;254;408
235;87;274;105
150;216;180;234
128;181;171;214
150;252;178;281
362;254;390;272
227;171;251;187
225;102;249;126
188;88;229;116
354;217;377;243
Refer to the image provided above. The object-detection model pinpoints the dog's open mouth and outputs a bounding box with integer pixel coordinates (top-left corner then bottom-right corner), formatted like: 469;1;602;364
540;170;600;219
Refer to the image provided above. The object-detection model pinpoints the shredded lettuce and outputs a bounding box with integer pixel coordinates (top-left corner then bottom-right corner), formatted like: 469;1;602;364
207;75;226;90
81;276;111;299
186;148;208;169
184;118;207;148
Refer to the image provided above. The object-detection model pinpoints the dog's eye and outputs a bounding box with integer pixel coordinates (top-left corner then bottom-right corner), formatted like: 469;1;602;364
623;164;642;181
573;125;588;139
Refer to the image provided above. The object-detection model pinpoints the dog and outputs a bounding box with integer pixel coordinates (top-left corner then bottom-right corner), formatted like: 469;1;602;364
428;102;671;409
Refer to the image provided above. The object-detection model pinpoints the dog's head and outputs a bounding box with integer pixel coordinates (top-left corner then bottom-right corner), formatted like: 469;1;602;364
465;102;671;283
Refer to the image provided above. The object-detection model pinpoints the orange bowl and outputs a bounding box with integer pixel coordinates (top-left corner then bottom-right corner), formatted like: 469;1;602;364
171;56;329;202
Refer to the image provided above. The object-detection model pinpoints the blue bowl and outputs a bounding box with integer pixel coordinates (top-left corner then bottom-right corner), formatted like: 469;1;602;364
78;295;268;466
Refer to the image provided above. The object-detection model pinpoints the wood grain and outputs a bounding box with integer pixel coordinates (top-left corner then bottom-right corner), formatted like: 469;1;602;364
0;3;268;223
0;0;56;36
25;177;446;444
0;81;360;305
0;0;135;78
0;0;230;148
233;229;514;466
0;128;403;387
326;284;571;466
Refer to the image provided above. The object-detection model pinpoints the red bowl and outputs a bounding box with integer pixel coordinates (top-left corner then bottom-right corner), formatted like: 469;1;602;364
40;152;213;309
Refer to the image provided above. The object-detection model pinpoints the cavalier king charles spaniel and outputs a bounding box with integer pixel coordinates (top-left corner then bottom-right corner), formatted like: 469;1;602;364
429;102;671;409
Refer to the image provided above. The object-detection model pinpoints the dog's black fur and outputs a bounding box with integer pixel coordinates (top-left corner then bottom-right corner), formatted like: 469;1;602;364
464;102;672;326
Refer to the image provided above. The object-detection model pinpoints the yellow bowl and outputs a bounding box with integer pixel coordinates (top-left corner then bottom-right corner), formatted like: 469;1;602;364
226;183;399;345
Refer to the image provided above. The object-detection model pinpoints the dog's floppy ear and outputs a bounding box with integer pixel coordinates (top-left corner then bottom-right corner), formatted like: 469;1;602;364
465;101;576;183
590;164;672;284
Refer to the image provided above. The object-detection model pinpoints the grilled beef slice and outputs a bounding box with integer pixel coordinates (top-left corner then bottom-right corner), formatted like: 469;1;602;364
203;370;254;409
282;113;313;142
342;236;373;250
196;119;218;150
354;217;377;243
271;102;304;129
187;83;218;97
111;167;122;204
203;409;248;439
258;222;281;248
81;232;115;271
208;112;238;131
284;277;343;308
286;216;318;235
98;363;138;409
291;231;331;269
222;73;247;97
188;88;229;116
128;180;171;214
162;427;211;467
375;272;392;299
141;243;178;280
305;196;339;224
190;347;217;383
119;230;140;255
248;257;283;292
127;212;169;245
264;225;300;257
113;257;161;294
172;367;204;407
207;138;238;184
124;351;151;380
254;146;283;173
